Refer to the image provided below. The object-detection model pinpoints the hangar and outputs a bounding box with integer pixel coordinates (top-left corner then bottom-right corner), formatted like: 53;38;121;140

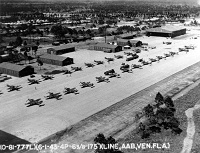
0;62;34;77
114;32;137;40
117;39;142;47
39;54;73;66
89;43;122;53
146;26;186;38
47;45;75;55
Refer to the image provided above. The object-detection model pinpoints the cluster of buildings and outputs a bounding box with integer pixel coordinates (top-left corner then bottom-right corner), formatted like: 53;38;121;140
0;24;187;77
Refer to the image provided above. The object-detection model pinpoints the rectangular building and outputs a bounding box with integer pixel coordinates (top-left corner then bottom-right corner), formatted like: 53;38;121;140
0;62;34;77
117;38;142;47
114;32;137;40
89;43;122;53
47;45;75;55
39;54;73;66
146;26;186;38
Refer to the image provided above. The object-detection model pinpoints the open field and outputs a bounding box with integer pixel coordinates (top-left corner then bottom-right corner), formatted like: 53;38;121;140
1;26;200;153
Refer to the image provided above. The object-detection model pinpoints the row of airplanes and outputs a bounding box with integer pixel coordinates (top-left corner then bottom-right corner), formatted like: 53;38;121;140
0;44;195;107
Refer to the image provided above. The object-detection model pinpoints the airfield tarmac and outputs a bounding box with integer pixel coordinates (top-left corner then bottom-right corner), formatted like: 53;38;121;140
1;27;200;145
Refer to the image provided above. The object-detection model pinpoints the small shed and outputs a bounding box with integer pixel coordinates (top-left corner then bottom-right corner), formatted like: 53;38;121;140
0;62;34;77
47;45;75;55
39;54;73;66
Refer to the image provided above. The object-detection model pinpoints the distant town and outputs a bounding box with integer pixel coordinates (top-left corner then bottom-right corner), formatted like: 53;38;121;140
0;0;200;153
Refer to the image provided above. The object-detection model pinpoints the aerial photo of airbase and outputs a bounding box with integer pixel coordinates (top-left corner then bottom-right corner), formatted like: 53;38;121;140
0;0;200;153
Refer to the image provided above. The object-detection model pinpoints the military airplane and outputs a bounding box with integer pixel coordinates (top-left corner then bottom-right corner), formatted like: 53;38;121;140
25;98;44;107
105;57;114;62
163;42;172;45
45;92;62;100
96;76;110;83
80;82;95;88
138;58;144;62
132;64;142;69
114;55;123;59
63;87;79;95
179;48;189;53
133;49;141;53
156;56;165;60
126;56;135;61
120;64;132;73
104;69;116;75
85;63;95;68
0;75;12;82
164;53;171;57
185;46;195;49
7;84;22;92
27;78;41;85
169;51;178;56
104;69;120;78
124;52;134;56
63;69;73;76
94;60;104;65
71;66;82;72
149;58;157;62
141;60;152;65
41;75;54;80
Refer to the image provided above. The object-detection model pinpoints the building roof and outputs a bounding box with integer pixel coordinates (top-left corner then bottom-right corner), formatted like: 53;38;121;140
94;43;119;49
0;62;29;72
117;38;141;43
40;54;72;62
130;39;142;43
117;32;137;38
48;44;75;51
146;26;186;33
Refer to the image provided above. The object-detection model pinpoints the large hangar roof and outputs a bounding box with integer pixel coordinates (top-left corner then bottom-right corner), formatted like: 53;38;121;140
146;26;186;33
40;54;71;61
48;45;75;51
0;62;29;72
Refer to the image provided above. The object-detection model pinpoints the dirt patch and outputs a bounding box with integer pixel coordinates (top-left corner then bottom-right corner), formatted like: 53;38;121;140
192;109;200;153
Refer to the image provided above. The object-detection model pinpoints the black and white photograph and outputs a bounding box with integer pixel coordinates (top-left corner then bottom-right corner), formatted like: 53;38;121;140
0;0;200;152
